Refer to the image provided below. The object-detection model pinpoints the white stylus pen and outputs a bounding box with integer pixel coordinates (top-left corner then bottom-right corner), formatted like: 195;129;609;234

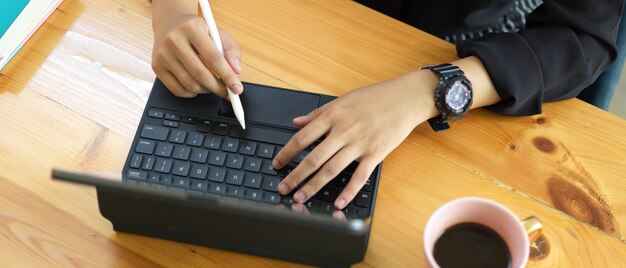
199;0;246;129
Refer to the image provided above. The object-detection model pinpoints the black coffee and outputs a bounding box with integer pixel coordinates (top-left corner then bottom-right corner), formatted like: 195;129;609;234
433;223;511;268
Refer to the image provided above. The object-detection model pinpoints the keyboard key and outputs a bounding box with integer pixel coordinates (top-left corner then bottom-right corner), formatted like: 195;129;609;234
140;125;169;141
190;164;208;179
305;199;321;209
239;141;257;155
362;179;373;192
172;161;190;176
173;177;190;188
154;158;173;173
257;144;275;159
135;139;156;154
354;192;371;208
261;162;278;175
244;173;262;189
317;187;339;202
226;154;244;169
282;196;294;205
148;173;160;183
208;151;226;166
190;148;209;163
163;120;179;128
207;167;226;182
230;125;294;145
263;192;281;204
181;116;197;124
320;202;335;212
243;158;262;172
204;135;222;149
186;132;204;147
169;129;187;144
293;150;309;164
245;189;262;201
190;179;208;192
277;163;296;177
227;186;245;198
226;170;244;186
212;122;230;135
333;173;350;188
198;120;212;132
127;169;147;180
155;143;173;157
222;138;239;152
172;146;191;160
130;154;143;168
148;110;164;118
165;113;180;121
209;183;226;195
342;207;358;217
142;156;155;170
160;175;173;185
262;177;280;192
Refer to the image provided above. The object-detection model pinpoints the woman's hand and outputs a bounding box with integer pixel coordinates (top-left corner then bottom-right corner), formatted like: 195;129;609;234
151;0;242;98
272;70;440;210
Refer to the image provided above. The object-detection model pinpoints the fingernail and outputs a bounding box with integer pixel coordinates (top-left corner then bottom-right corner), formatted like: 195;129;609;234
335;199;346;209
278;183;288;195
272;159;280;169
294;115;306;121
294;191;306;203
231;82;243;94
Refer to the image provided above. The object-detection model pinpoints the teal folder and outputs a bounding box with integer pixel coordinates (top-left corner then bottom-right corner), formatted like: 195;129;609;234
0;0;30;39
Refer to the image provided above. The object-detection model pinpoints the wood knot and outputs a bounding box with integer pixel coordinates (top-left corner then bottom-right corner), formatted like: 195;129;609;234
547;177;617;234
529;234;550;261
536;117;546;124
532;137;556;154
509;144;518;151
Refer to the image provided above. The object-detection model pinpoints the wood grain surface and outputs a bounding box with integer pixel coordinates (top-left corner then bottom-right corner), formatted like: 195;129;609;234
1;0;625;267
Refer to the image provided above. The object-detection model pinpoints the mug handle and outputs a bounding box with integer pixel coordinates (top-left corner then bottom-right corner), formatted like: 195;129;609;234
522;216;543;243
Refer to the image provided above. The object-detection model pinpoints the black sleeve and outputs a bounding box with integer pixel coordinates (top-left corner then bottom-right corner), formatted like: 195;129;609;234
456;0;624;116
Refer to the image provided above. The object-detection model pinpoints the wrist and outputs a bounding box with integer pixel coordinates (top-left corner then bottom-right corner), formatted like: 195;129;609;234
399;70;441;126
152;0;198;34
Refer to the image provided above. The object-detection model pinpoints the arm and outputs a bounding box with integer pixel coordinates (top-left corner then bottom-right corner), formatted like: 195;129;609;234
151;0;243;98
273;0;624;210
458;0;624;115
273;56;500;210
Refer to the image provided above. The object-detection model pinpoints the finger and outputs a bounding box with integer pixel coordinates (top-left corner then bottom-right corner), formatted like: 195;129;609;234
273;117;329;170
156;70;198;98
279;132;347;199
190;28;244;94
292;106;327;128
171;40;228;98
334;157;378;209
292;146;359;204
220;29;242;74
161;50;205;94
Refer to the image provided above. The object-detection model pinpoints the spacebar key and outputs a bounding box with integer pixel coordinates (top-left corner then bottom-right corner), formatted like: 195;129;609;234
230;126;294;145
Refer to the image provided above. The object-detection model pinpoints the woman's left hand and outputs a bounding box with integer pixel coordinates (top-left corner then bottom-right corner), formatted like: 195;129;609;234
272;70;439;210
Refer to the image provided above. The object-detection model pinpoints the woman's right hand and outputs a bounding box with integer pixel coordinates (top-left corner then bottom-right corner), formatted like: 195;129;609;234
151;0;243;98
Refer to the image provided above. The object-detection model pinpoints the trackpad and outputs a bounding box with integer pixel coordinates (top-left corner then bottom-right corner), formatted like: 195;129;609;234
218;83;320;128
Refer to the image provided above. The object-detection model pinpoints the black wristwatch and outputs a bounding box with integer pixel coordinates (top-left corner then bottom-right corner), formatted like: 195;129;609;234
420;63;473;132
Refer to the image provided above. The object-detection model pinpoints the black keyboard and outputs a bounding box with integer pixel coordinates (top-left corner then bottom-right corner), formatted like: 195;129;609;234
124;108;377;219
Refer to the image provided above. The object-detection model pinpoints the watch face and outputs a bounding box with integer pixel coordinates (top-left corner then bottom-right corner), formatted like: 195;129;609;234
446;80;471;113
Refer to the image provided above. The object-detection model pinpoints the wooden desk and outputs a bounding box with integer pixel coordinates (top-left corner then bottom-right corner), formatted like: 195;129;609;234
1;0;625;266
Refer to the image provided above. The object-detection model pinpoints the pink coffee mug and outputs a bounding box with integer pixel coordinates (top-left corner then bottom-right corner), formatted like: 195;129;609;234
423;197;542;268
